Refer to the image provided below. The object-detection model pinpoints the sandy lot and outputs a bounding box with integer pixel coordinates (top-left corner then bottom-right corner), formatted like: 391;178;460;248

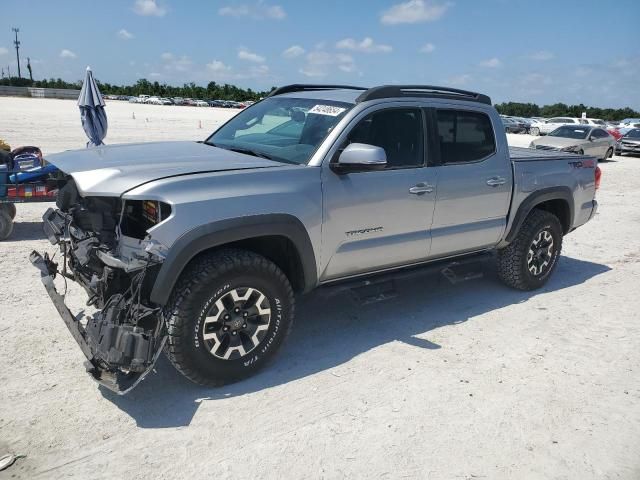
0;97;639;479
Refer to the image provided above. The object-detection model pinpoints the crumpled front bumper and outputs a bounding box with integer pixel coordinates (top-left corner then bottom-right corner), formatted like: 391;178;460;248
30;250;165;395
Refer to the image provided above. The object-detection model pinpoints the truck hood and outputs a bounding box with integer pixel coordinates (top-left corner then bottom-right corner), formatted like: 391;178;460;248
46;141;284;196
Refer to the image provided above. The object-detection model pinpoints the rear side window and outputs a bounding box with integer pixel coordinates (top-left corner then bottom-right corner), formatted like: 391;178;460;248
436;110;496;164
591;129;609;138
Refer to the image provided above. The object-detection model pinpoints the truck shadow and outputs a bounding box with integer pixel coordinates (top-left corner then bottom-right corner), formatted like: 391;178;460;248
9;221;47;241
102;255;610;428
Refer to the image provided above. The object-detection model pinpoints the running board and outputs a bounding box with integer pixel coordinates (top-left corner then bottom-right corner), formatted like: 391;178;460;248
321;252;492;304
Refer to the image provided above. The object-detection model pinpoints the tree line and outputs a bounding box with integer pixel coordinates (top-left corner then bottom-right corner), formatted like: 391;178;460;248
0;77;271;101
1;76;638;119
495;101;639;121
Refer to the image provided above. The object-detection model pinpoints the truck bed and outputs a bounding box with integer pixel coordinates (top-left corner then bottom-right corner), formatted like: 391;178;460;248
509;146;595;162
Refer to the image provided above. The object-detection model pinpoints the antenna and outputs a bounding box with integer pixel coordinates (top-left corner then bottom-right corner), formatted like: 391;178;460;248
12;27;21;78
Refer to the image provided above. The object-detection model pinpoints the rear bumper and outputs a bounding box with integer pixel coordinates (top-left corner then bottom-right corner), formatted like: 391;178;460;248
30;250;165;395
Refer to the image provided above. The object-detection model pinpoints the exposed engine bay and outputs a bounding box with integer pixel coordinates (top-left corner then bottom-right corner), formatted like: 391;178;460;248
31;177;171;394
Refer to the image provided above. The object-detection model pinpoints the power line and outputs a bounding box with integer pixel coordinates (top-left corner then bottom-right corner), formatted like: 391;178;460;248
12;27;21;78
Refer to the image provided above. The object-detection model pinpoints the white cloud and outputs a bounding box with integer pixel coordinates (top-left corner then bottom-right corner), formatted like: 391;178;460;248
528;50;554;61
219;2;286;20
238;47;265;63
161;52;192;72
207;60;231;73
117;29;134;40
149;72;162;78
448;73;472;86
60;49;77;59
133;0;166;16
300;50;357;78
420;42;435;53
479;57;501;68
0;47;8;56
381;0;451;25
336;37;392;54
282;45;305;59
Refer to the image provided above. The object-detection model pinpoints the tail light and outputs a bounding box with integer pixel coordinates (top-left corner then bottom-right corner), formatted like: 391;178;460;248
595;166;602;190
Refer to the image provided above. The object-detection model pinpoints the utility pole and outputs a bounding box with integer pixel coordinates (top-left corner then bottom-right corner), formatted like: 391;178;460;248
12;27;21;78
27;57;33;81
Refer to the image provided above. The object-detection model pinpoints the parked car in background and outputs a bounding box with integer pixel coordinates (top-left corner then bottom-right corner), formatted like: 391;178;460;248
147;96;162;105
528;118;547;136
502;117;526;133
615;128;640;156
208;100;226;108
194;99;209;107
530;125;615;160
607;128;623;141
582;118;607;127
619;123;640;135
536;117;582;135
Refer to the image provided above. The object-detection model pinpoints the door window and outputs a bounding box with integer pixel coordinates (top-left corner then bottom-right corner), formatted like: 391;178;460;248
436;110;496;164
345;108;424;168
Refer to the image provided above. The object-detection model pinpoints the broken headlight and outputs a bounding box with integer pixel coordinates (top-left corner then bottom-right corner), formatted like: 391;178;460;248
120;200;172;239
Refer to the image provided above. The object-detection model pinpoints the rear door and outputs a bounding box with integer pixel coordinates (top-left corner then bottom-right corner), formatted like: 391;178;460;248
589;128;611;157
428;107;513;258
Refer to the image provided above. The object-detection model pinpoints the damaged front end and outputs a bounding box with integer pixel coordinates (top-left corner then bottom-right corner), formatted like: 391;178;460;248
31;178;171;394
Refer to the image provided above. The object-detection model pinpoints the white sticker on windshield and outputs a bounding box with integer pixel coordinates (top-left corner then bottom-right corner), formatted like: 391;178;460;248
308;104;346;116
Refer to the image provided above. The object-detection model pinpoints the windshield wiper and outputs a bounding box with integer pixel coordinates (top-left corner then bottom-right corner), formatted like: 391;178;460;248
225;146;274;160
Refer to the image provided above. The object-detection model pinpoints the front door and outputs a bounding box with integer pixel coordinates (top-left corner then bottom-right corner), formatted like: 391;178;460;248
320;107;437;281
429;108;513;258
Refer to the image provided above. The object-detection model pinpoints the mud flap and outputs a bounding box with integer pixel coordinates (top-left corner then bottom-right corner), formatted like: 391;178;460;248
30;250;165;395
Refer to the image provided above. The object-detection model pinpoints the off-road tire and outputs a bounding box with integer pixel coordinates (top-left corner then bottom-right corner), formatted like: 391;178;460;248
497;209;563;291
164;248;295;387
0;203;16;220
0;210;13;241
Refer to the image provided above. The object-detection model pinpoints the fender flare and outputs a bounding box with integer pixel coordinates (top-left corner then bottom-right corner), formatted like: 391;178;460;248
505;187;574;243
149;214;317;305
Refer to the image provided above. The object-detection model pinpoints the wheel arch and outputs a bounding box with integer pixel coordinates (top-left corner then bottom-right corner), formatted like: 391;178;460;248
149;214;317;305
505;187;574;243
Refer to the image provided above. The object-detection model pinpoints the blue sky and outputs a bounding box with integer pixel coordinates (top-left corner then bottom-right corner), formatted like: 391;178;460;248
2;0;639;108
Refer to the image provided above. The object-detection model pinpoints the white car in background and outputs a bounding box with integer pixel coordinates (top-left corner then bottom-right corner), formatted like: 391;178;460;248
147;96;163;105
194;100;209;107
533;117;582;136
583;118;607;127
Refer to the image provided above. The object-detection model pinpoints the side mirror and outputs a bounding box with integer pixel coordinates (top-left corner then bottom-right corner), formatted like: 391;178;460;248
332;143;387;174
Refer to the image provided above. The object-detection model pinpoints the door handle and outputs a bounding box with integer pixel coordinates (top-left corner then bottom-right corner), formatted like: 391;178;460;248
486;177;506;187
409;183;434;195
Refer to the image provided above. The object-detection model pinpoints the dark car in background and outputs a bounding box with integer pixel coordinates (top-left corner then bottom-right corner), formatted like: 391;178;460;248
615;128;640;156
502;117;526;134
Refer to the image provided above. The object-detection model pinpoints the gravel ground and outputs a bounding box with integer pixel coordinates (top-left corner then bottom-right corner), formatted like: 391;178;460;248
0;97;639;479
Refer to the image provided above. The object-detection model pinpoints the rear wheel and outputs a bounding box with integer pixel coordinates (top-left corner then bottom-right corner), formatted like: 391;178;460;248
164;248;295;387
497;209;563;290
604;147;613;160
531;127;540;136
0;211;13;241
577;149;584;155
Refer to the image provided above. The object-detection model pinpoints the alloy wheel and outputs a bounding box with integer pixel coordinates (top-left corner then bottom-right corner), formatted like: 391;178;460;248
201;287;272;360
527;229;555;276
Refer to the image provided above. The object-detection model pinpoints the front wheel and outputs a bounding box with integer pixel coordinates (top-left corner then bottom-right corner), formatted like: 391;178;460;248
164;248;295;387
531;127;540;136
497;209;563;290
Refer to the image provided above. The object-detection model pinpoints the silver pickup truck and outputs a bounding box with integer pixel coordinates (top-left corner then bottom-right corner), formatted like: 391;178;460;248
31;84;601;394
